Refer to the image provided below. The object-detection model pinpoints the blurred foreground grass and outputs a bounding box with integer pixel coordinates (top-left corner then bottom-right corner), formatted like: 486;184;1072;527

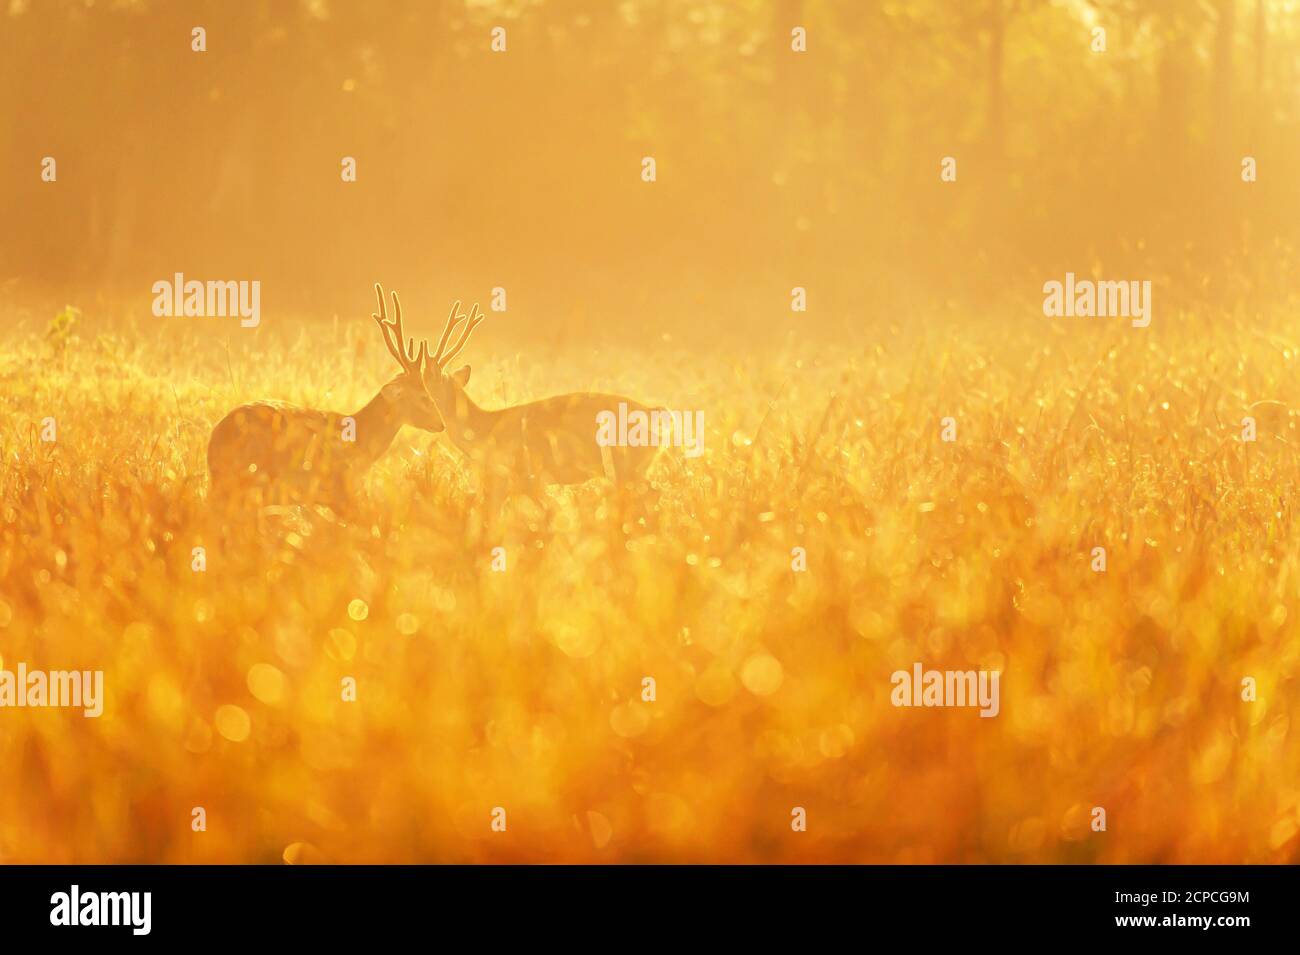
1;308;1299;862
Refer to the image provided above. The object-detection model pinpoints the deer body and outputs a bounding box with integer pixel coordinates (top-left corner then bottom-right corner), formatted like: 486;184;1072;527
207;284;443;507
208;387;433;502
436;377;659;487
420;302;660;496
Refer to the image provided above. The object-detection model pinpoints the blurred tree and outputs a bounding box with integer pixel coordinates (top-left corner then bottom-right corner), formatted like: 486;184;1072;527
3;0;1300;322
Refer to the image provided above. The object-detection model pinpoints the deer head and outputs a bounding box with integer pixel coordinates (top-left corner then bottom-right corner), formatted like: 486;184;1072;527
423;299;485;415
372;283;445;433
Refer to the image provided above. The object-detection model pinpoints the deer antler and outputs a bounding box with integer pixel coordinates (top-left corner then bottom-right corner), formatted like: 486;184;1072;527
372;283;428;374
432;300;466;368
437;302;485;369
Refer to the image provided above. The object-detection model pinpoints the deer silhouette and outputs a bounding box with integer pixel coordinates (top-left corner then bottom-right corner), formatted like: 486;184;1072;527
207;284;443;508
421;301;663;511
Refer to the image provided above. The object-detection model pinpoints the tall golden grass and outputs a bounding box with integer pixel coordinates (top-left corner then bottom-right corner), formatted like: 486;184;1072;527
1;306;1298;863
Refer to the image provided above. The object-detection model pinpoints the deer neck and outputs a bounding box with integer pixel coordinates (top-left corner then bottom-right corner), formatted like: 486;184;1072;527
445;383;496;451
350;391;404;464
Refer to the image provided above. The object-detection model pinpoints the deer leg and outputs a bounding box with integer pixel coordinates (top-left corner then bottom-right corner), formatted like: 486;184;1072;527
519;444;550;505
473;461;509;541
328;473;359;525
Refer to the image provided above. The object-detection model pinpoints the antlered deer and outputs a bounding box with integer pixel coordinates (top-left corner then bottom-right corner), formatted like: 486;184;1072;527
421;302;662;505
207;284;444;507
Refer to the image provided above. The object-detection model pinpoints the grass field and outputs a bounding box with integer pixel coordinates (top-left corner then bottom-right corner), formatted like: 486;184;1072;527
1;305;1299;863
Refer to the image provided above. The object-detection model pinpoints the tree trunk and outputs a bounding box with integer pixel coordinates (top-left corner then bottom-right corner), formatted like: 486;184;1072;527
986;0;1006;159
1254;0;1266;97
1212;0;1235;144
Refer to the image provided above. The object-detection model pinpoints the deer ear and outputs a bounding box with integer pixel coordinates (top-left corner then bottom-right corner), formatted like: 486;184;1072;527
452;364;471;386
380;379;405;401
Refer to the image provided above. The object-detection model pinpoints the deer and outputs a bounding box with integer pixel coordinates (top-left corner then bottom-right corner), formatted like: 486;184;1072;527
207;284;444;509
420;301;666;513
